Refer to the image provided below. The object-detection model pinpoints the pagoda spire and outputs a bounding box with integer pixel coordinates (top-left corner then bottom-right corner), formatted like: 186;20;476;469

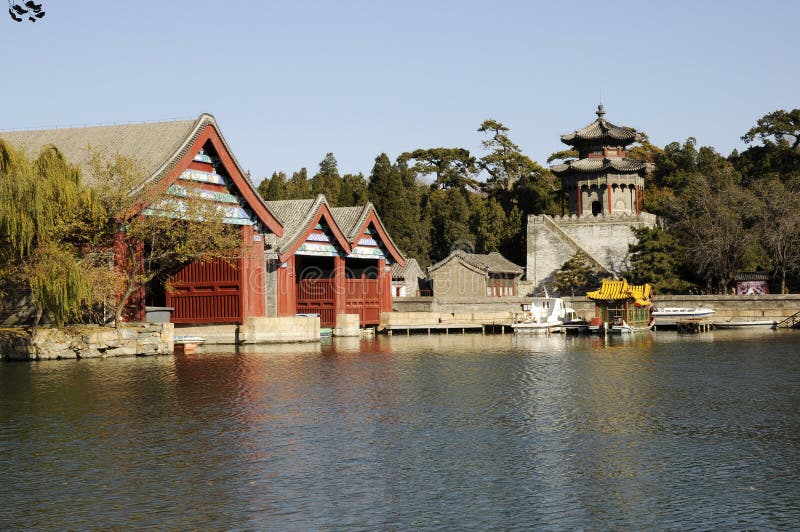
596;104;605;119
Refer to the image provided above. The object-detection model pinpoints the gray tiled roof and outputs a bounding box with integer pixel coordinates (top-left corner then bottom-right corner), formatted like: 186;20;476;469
1;116;200;189
560;105;645;147
429;250;523;275
0;113;281;230
264;196;323;250
330;205;368;240
551;158;651;175
391;258;424;280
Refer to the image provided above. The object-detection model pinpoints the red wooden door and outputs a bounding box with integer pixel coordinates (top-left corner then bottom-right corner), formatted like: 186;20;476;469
296;278;336;327
166;259;241;323
346;278;381;325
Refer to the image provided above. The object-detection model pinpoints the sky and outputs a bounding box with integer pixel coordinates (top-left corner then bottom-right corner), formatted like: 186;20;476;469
1;1;798;185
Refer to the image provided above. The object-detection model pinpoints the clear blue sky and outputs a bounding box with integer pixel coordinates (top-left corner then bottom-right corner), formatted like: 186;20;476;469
2;1;797;185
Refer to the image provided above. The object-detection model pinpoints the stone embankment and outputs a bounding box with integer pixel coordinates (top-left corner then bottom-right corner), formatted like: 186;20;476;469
0;323;174;361
392;294;800;326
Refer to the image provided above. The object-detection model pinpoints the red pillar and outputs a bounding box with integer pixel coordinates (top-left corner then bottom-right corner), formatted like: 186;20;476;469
378;258;392;313
576;185;582;216
277;255;296;317
334;255;346;318
607;184;612;214
635;185;640;214
240;225;265;320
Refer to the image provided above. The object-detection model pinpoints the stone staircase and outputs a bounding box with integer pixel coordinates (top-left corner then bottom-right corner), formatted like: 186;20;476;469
775;310;800;329
540;215;612;275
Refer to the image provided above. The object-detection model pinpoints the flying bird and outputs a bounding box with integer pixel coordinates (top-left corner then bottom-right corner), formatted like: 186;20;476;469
24;0;42;11
8;6;22;21
11;3;28;14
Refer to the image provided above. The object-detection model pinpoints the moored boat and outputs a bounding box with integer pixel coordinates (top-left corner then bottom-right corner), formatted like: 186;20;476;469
652;306;715;326
714;320;777;329
511;297;571;334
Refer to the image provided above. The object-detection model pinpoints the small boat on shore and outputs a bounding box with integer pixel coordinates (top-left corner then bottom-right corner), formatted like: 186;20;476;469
174;335;205;354
714;320;777;329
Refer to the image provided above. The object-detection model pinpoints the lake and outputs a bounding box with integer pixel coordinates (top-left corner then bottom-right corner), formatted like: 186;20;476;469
1;330;798;529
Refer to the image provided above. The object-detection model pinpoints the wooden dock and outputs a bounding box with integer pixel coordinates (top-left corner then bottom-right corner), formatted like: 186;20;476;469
675;318;714;333
384;322;511;335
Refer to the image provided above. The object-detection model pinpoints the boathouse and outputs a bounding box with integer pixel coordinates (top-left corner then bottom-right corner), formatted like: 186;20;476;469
263;195;405;327
0;114;284;325
586;278;653;328
428;250;523;299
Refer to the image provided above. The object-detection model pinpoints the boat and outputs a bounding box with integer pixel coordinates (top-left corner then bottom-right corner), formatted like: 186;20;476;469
174;335;205;354
511;297;571;334
652;306;715;326
714;320;777;329
608;318;654;334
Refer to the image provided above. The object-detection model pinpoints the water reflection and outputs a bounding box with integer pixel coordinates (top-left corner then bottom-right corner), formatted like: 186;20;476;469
1;332;798;529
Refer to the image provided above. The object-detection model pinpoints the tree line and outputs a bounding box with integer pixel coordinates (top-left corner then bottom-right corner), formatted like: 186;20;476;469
257;119;559;267
258;110;800;295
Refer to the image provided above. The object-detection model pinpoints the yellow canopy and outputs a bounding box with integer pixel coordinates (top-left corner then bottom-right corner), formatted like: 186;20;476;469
586;279;653;307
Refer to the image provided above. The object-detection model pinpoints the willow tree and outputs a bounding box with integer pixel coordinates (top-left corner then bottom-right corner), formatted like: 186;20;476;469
0;141;104;326
86;151;242;327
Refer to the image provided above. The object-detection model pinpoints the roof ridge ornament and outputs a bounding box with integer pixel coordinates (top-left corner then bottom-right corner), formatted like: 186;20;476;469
596;104;605;119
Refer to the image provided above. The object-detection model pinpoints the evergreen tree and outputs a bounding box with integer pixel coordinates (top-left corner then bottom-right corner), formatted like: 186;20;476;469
367;154;429;265
286;167;312;199
627;227;693;294
553;251;600;297
257;171;289;200
338;172;369;207
427;188;474;261
471;197;508;254
311;152;341;205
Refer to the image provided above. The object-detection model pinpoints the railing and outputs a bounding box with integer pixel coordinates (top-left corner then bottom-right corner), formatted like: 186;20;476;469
167;259;242;323
297;279;336;327
775;310;800;329
170;294;241;323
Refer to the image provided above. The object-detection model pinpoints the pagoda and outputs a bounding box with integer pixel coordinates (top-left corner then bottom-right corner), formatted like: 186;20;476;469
551;105;652;217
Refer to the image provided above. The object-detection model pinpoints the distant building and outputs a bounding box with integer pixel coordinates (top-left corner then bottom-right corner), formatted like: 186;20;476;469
428;250;523;299
586;279;653;328
391;258;428;297
735;272;770;295
527;105;656;292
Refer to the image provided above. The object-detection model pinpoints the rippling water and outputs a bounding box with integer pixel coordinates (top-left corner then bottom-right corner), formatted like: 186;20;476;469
1;330;799;529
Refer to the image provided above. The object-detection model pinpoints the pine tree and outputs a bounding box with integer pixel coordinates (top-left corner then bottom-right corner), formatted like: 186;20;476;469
311;152;341;205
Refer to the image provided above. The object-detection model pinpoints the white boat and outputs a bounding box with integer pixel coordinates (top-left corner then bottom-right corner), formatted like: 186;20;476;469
714;320;777;329
511;297;571;334
651;307;715;325
609;319;654;334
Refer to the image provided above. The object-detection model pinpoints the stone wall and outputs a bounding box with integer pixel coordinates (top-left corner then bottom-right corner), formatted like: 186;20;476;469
0;323;174;361
394;296;528;315
526;213;655;292
173;316;320;344
393;294;800;325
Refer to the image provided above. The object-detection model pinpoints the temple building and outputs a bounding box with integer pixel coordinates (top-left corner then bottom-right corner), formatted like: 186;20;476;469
551;104;652;217
0;114;404;338
526;105;656;293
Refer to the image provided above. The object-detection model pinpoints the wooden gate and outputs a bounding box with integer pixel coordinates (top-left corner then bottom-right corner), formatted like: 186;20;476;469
166;259;241;323
346;278;381;325
296;278;336;327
